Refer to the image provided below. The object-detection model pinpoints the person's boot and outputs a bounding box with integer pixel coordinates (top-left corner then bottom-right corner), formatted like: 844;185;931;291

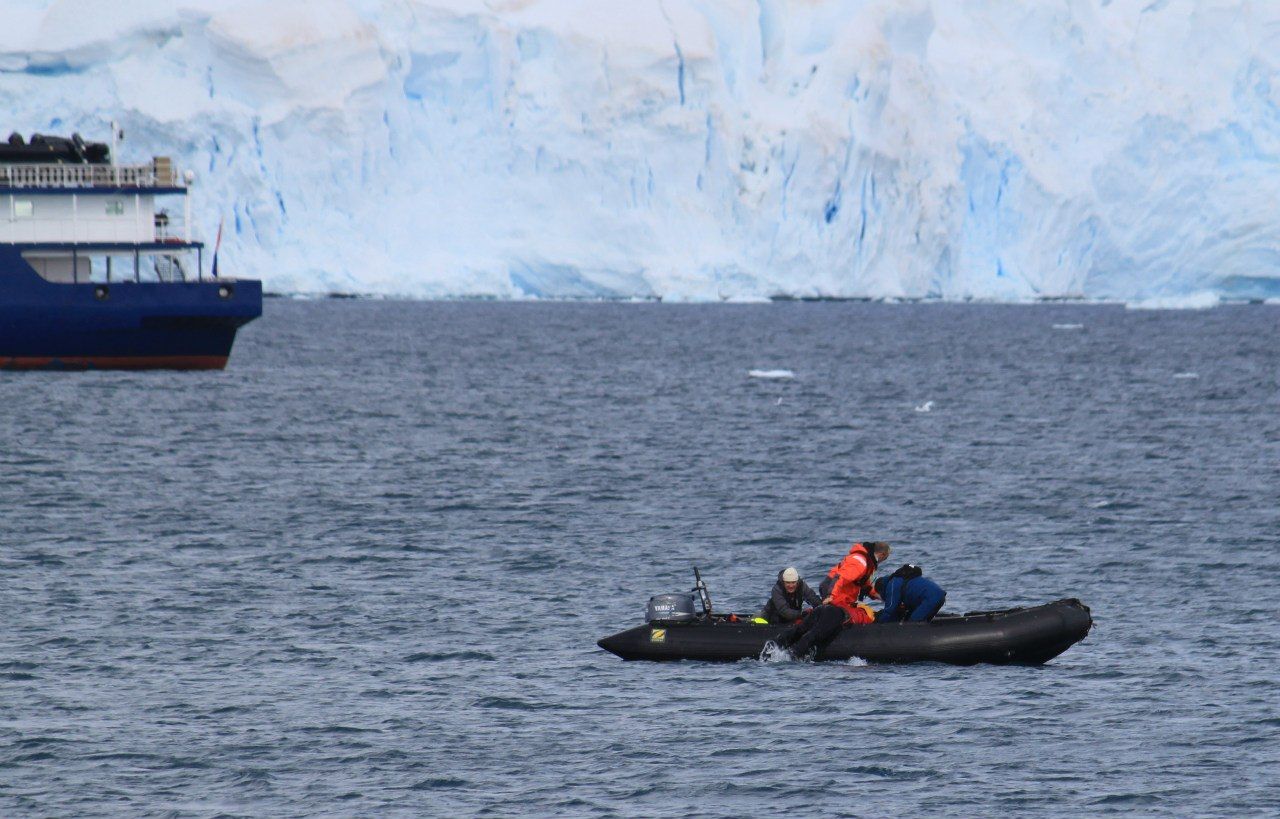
789;634;815;660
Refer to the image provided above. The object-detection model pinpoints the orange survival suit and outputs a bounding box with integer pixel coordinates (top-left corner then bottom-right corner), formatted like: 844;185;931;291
823;543;881;624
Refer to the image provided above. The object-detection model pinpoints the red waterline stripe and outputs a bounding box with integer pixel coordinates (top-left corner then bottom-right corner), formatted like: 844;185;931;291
0;355;228;371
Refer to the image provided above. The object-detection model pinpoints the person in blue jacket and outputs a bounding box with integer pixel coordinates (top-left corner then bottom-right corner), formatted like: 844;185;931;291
873;565;946;623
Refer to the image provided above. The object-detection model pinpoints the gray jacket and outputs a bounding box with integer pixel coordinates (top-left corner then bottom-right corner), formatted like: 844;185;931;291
760;573;823;623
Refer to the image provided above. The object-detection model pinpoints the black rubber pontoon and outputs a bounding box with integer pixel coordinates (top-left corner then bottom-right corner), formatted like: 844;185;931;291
0;132;111;164
598;598;1092;665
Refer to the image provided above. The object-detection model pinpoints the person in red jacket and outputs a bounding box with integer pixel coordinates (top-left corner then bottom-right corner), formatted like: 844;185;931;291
778;541;890;658
820;541;891;609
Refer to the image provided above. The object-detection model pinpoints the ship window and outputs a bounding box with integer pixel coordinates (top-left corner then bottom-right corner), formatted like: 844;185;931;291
13;200;33;218
105;200;124;216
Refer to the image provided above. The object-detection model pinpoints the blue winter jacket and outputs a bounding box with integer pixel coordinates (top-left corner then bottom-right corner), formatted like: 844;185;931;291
876;575;946;623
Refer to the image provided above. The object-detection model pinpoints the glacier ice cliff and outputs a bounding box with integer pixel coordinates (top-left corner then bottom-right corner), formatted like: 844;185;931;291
2;0;1279;301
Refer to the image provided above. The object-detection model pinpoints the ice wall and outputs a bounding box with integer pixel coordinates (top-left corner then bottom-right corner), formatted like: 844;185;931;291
2;0;1278;300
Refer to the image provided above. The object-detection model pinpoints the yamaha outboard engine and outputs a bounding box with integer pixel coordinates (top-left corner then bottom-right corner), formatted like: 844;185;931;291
645;593;695;625
645;567;716;624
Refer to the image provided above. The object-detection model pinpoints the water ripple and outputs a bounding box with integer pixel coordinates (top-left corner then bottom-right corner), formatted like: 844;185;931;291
1;302;1276;816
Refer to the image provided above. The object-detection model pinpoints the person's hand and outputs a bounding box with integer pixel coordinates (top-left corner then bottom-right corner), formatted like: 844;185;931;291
821;596;832;605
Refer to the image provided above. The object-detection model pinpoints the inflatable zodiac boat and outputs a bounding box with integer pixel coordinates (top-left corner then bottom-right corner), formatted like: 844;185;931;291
597;571;1092;665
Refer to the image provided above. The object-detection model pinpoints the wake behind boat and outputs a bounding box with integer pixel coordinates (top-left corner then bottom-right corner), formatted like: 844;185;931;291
597;569;1092;666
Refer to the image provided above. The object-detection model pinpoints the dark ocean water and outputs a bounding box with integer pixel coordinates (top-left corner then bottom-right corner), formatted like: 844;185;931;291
2;301;1278;817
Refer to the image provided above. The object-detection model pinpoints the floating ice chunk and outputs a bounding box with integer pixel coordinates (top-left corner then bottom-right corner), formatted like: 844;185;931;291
749;369;795;380
915;400;934;412
1126;292;1220;310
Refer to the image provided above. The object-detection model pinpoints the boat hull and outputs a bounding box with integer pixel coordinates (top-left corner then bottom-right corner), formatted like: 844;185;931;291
598;598;1092;666
0;246;261;370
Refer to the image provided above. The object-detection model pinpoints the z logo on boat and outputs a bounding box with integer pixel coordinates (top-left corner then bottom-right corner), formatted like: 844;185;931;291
650;629;666;643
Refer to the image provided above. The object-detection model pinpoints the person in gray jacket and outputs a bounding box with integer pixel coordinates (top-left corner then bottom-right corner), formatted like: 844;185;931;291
759;567;822;624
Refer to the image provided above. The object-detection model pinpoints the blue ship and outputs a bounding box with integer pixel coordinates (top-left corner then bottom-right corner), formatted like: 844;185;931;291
0;130;261;370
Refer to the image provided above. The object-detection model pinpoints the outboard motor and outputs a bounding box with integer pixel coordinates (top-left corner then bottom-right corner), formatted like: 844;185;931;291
645;593;696;625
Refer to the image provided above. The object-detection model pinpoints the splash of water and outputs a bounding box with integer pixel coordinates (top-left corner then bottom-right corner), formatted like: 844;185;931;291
758;641;793;663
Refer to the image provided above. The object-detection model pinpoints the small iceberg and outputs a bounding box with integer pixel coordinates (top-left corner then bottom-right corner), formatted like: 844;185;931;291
748;369;795;379
1126;292;1219;310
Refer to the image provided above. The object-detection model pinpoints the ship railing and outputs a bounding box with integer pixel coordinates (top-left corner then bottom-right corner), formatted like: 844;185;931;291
0;159;185;189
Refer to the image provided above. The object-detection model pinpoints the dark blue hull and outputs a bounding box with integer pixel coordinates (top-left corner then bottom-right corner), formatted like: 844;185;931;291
0;246;261;370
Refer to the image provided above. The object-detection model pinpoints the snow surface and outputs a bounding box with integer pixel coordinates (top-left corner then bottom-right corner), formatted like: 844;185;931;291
3;0;1279;301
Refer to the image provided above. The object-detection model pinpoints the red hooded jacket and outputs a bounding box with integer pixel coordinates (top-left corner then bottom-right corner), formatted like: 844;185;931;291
825;543;879;620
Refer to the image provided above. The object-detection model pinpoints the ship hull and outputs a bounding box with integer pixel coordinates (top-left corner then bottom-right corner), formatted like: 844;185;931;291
0;246;261;370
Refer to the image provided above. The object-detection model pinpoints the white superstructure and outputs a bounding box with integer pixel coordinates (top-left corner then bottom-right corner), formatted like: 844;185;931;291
0;158;191;245
1;148;203;284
